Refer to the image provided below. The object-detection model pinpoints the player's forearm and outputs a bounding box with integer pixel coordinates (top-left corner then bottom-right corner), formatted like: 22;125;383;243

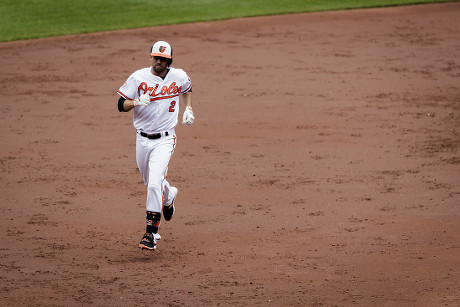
181;91;192;107
118;96;135;112
123;100;135;112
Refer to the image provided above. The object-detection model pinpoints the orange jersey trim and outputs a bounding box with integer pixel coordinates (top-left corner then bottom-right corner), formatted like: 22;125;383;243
181;83;192;94
117;91;132;100
149;93;180;102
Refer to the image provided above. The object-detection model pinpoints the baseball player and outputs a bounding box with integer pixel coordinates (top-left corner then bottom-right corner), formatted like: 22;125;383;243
117;40;194;250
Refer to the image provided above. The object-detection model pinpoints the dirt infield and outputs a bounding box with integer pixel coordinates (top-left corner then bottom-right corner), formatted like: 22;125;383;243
1;2;459;306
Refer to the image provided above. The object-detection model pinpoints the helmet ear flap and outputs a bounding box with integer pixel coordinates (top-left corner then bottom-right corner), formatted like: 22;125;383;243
168;46;173;66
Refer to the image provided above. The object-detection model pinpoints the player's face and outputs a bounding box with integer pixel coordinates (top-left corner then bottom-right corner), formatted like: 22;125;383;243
151;56;169;75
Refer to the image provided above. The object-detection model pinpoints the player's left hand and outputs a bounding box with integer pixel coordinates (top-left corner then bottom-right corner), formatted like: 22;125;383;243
182;106;195;125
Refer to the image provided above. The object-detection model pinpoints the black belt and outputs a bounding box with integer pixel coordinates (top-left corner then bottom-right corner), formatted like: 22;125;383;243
140;131;169;139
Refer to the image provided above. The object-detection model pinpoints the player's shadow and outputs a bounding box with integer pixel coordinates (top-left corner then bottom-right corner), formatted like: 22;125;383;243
113;248;170;264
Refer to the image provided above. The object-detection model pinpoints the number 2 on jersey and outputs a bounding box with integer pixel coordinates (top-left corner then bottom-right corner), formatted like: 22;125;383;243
169;100;176;112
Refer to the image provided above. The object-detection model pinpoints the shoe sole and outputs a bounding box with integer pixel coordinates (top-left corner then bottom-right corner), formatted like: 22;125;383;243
139;243;156;250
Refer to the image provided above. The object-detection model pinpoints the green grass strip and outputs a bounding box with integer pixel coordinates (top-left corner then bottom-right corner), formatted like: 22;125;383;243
0;0;456;42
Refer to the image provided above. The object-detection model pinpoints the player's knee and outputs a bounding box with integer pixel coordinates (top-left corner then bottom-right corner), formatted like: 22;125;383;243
147;181;162;192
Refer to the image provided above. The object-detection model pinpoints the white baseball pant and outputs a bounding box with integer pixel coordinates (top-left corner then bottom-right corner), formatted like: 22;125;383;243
135;130;176;213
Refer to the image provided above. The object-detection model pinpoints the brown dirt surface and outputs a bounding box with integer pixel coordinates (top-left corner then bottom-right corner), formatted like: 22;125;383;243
1;2;459;306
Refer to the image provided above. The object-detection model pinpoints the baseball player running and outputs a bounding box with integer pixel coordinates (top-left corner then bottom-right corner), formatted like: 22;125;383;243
117;41;195;250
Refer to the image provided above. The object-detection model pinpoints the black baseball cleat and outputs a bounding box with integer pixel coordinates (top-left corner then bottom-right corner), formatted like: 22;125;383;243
138;232;161;250
163;187;177;221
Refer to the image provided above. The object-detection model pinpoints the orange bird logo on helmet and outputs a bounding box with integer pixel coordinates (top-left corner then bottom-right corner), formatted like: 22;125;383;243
159;46;166;53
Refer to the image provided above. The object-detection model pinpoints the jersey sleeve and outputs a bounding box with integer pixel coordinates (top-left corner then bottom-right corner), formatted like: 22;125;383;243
180;72;192;94
117;74;138;100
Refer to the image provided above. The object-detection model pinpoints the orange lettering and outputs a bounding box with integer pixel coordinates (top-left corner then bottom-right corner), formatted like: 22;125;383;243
138;82;182;102
151;84;160;96
167;82;177;95
138;82;148;96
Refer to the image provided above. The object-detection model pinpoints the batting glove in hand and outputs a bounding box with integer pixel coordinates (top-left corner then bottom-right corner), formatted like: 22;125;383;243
133;93;150;107
182;106;195;125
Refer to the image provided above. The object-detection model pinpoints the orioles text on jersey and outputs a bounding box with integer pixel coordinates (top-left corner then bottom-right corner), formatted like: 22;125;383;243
138;82;182;102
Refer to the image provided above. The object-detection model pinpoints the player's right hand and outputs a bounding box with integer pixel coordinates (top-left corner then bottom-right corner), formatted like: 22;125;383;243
133;93;150;107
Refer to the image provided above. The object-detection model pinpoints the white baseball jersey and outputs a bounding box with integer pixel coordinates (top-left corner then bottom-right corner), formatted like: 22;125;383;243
117;67;192;133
